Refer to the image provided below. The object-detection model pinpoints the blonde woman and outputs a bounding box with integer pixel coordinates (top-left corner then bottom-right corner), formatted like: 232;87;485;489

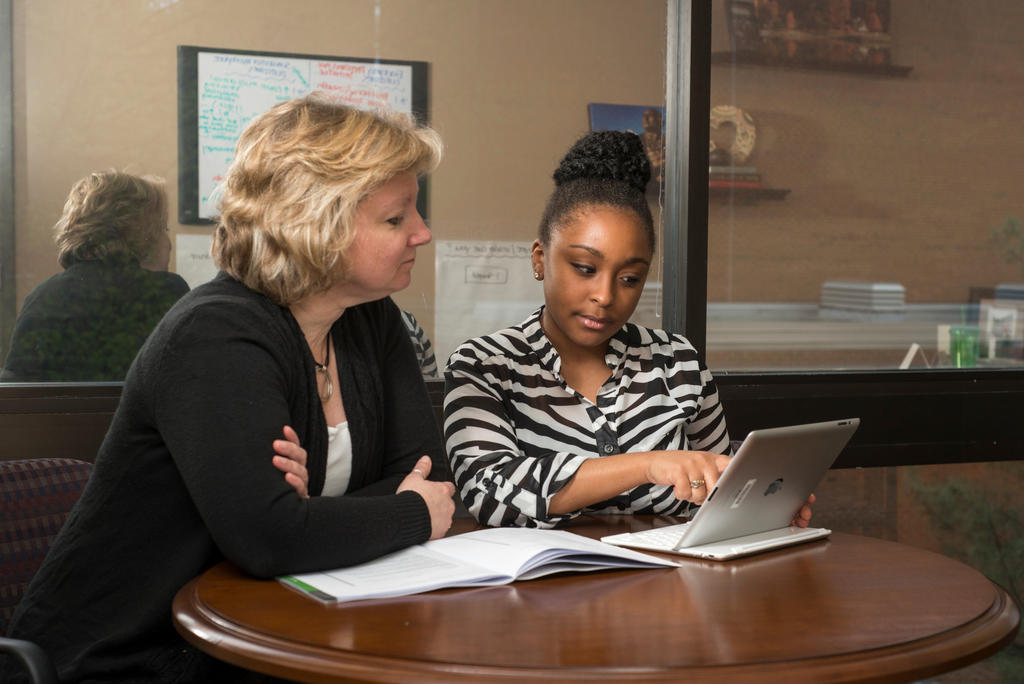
7;95;455;684
1;171;188;381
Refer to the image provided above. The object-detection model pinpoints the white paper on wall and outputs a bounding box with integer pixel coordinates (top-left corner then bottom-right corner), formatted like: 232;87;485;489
434;240;543;366
175;234;218;290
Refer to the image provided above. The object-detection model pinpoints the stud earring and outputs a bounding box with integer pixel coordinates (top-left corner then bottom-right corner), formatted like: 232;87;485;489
533;271;542;280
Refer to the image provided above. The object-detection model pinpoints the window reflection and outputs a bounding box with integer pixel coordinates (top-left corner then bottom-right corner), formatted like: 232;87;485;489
903;462;1024;680
708;0;1024;371
400;309;438;379
1;171;188;381
815;459;1024;680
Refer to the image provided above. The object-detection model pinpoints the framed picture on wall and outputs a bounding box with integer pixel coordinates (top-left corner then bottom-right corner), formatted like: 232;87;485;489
587;102;665;193
177;46;429;225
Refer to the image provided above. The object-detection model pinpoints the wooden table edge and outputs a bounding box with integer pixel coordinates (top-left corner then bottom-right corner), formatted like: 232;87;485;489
172;565;1021;684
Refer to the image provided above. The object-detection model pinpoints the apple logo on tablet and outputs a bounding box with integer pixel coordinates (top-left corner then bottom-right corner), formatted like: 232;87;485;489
764;478;783;496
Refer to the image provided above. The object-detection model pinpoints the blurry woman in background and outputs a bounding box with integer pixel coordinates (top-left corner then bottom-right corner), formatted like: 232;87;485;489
0;171;189;381
6;95;454;683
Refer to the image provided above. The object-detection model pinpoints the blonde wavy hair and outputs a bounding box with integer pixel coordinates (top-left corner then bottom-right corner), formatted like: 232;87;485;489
212;94;443;306
54;171;168;269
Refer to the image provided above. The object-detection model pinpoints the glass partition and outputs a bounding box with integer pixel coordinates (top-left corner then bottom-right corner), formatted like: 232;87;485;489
706;0;1024;372
706;4;1024;677
1;0;668;381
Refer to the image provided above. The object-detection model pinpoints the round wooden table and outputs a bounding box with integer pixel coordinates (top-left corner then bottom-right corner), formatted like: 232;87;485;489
173;516;1020;683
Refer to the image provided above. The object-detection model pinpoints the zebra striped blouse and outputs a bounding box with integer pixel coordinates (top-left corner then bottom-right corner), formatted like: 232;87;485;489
400;309;438;378
443;307;732;528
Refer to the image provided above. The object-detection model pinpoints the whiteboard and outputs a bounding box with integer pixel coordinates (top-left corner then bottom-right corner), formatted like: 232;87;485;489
177;46;428;224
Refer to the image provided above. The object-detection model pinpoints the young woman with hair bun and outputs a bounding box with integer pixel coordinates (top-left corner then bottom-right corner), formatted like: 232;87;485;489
443;130;812;530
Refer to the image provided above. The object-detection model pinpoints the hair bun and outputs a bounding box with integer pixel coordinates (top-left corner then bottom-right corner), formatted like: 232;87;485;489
552;130;651;193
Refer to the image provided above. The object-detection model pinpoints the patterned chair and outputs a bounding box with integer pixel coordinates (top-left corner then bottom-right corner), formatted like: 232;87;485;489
0;458;93;684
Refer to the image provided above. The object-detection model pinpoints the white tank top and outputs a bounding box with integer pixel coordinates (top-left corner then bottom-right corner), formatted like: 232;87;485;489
322;421;352;496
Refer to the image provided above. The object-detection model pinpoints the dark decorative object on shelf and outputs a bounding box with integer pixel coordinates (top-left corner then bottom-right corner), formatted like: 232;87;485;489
721;0;913;78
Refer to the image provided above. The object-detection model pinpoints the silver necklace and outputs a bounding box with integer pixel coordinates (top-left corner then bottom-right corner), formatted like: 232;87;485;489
313;332;333;402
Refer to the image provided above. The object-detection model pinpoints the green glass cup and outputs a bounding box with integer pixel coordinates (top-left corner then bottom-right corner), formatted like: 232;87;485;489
949;325;980;368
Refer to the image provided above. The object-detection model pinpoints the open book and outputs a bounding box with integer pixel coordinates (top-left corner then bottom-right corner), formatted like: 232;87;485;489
279;527;678;604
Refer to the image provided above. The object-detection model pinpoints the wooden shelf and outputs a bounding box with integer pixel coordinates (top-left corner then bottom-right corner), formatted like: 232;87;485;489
709;186;790;203
712;51;913;78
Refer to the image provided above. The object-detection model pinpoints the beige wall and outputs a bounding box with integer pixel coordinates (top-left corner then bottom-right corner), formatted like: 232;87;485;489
11;0;667;336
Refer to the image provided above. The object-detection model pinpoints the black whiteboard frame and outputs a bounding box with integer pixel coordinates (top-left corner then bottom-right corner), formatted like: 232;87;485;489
176;45;430;225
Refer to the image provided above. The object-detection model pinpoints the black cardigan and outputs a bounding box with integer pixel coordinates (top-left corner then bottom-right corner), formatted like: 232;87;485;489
5;273;442;683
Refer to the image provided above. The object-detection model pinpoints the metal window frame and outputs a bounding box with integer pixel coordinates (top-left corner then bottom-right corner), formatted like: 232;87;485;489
0;0;14;363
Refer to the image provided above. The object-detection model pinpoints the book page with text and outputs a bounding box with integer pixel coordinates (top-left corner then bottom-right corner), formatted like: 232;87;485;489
428;528;677;578
283;545;503;602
